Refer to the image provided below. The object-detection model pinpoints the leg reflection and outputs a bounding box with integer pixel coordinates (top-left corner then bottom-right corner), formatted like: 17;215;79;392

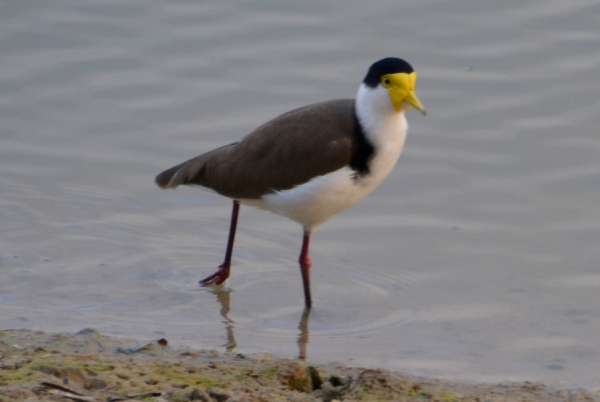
212;288;236;353
297;306;311;360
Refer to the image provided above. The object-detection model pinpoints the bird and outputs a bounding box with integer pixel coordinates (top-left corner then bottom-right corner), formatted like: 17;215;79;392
156;57;426;308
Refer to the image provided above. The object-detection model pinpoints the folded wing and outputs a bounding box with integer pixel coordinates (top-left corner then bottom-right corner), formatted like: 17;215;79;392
155;99;355;199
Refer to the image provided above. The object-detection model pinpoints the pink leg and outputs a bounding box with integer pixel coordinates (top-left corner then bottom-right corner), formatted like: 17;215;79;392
299;230;312;308
200;200;240;286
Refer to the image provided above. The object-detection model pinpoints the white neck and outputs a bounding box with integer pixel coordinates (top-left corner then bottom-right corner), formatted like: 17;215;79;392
355;83;408;151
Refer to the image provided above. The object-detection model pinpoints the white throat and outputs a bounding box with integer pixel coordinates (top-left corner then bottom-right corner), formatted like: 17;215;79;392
355;83;408;171
355;83;407;151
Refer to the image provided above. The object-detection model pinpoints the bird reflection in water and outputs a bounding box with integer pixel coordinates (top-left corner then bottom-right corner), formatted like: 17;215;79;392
210;288;236;353
210;288;312;360
297;307;311;361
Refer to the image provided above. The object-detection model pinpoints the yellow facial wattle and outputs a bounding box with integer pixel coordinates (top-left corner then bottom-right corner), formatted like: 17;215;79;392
380;72;426;115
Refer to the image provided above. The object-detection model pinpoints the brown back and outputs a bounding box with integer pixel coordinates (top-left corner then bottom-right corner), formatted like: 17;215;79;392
156;99;355;199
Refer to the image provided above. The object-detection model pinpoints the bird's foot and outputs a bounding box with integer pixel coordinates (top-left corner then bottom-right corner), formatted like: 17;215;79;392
200;264;230;286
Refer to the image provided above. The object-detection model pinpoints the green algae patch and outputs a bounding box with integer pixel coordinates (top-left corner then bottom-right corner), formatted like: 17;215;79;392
0;365;44;386
441;391;463;402
257;364;277;380
146;363;223;389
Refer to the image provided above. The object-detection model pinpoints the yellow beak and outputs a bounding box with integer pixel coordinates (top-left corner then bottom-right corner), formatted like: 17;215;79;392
381;72;426;116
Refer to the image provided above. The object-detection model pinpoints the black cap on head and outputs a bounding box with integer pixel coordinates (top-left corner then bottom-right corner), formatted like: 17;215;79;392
363;57;414;88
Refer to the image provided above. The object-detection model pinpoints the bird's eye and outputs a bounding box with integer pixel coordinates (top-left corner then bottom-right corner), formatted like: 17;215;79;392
382;78;391;86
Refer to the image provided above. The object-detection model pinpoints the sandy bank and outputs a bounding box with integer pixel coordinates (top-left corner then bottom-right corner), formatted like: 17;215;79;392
0;329;598;401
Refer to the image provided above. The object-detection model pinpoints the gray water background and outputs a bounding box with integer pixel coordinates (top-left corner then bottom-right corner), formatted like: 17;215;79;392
2;0;600;389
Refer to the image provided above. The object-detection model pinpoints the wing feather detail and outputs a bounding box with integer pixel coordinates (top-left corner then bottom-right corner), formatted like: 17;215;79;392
155;99;355;199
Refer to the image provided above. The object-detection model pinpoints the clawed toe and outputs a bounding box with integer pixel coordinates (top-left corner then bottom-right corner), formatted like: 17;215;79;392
199;264;230;286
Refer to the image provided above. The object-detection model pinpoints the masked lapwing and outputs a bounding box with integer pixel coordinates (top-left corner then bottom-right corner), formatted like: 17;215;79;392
156;57;426;308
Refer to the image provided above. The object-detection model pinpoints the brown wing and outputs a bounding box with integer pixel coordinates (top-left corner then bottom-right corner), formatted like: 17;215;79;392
155;99;355;199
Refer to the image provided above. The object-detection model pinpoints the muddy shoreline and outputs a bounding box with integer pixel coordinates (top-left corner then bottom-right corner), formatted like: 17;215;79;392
0;329;599;401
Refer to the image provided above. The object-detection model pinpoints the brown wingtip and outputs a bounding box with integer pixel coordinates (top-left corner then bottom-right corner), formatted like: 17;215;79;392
155;167;178;189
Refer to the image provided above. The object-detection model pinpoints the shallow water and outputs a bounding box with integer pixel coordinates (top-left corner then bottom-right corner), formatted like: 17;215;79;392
2;0;600;390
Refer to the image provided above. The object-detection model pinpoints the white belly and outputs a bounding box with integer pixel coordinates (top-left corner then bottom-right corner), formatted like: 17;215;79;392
240;167;368;230
241;135;405;230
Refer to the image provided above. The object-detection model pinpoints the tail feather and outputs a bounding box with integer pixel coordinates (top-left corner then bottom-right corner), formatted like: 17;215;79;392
155;164;183;189
155;144;227;189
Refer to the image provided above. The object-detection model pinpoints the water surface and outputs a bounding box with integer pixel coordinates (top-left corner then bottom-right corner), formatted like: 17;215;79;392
2;0;600;389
